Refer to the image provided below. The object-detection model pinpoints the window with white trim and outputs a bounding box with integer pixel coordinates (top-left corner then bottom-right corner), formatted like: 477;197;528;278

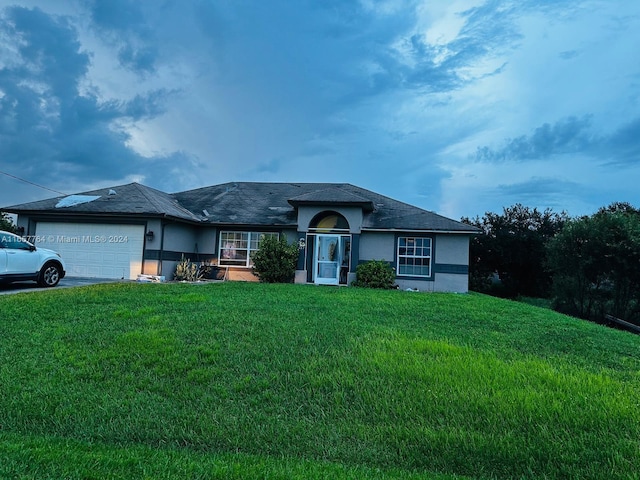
397;237;431;277
219;231;279;267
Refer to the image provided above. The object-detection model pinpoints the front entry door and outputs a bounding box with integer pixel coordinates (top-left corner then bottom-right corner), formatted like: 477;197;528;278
314;235;340;285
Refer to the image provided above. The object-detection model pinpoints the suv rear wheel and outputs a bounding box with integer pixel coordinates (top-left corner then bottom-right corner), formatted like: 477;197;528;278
38;262;62;287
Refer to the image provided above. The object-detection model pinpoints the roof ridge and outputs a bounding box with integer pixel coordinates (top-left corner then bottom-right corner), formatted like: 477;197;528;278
173;181;351;195
135;183;203;220
289;186;372;200
132;183;165;214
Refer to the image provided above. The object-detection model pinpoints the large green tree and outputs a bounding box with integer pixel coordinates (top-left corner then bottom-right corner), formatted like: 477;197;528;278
547;203;640;324
462;204;568;298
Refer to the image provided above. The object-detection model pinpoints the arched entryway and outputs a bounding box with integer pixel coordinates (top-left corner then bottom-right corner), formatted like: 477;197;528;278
308;212;351;285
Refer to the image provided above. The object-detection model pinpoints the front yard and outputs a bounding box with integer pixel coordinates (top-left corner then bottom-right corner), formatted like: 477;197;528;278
1;282;639;479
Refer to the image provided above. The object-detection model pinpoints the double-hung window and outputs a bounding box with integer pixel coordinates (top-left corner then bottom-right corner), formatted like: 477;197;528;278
397;237;431;277
219;231;278;267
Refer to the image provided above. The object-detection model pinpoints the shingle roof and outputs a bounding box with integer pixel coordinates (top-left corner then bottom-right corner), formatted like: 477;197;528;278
4;181;478;233
172;182;478;233
4;182;202;222
288;187;374;211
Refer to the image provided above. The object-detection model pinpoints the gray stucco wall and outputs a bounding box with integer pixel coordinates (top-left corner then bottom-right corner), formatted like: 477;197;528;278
281;229;299;243
358;232;395;261
195;227;218;258
296;206;363;233
162;223;198;253
357;231;471;293
434;273;470;293
155;223;197;278
434;234;470;265
144;219;162;243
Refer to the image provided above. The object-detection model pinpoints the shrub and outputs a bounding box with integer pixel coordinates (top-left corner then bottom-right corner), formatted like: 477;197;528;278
174;255;201;282
0;211;15;232
352;260;396;289
252;235;299;283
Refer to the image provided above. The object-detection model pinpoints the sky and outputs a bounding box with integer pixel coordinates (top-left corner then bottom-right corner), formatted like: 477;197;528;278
0;0;639;220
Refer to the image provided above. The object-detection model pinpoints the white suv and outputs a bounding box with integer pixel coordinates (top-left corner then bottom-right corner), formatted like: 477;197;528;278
0;230;66;287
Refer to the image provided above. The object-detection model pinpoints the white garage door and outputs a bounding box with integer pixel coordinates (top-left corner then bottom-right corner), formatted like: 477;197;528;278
35;223;145;280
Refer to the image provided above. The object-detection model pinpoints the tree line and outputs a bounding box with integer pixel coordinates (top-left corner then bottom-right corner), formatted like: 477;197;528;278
462;202;640;326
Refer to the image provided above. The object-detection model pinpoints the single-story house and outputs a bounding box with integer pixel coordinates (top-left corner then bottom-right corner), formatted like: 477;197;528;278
4;182;479;292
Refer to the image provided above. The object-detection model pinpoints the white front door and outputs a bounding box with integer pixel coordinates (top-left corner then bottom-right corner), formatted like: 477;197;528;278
314;234;340;285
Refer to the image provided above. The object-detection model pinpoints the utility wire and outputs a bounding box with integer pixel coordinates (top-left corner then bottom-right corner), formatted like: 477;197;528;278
0;170;68;196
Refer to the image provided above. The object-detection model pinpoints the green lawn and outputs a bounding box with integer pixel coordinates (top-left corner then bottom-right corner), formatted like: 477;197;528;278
1;282;639;479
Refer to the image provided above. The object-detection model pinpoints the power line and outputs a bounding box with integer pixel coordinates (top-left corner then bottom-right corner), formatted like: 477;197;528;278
0;170;68;196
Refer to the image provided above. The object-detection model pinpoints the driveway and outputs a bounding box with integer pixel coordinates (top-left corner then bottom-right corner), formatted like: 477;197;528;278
0;277;121;295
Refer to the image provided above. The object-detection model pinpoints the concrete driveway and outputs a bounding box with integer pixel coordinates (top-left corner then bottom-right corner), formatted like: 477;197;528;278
0;277;121;295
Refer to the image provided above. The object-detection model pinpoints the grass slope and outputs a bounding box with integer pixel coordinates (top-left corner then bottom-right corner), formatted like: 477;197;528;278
0;282;639;479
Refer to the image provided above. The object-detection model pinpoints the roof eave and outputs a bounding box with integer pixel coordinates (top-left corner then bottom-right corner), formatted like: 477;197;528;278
287;200;375;212
361;227;480;234
7;210;202;224
203;222;297;229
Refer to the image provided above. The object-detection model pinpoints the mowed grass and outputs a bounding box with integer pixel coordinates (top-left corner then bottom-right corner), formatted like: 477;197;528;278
0;282;639;479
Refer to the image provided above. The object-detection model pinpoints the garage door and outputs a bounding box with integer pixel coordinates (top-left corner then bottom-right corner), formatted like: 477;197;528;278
35;223;145;280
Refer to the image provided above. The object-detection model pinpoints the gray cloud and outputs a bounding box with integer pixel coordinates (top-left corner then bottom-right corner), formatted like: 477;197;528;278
84;0;158;75
404;0;585;92
447;2;522;62
491;175;630;216
490;177;585;213
559;49;579;60
605;117;640;166
474;116;596;162
116;43;158;74
3;6;89;95
474;114;640;167
0;5;183;191
122;89;176;120
1;0;638;221
496;176;581;196
85;0;145;31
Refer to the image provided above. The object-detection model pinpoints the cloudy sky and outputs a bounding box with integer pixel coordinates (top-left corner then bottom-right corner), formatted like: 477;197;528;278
0;0;639;220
